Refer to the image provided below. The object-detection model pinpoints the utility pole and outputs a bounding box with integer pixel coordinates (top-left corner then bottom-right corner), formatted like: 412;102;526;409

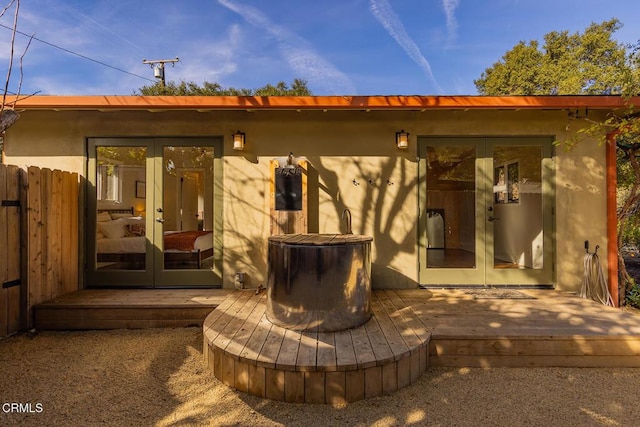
142;57;179;87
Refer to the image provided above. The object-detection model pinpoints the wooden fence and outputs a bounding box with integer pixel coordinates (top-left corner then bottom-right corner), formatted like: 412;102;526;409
0;164;79;337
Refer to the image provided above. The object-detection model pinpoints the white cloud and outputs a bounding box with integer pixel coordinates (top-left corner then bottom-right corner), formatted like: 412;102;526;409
170;24;241;85
442;0;460;41
369;0;444;94
217;0;355;94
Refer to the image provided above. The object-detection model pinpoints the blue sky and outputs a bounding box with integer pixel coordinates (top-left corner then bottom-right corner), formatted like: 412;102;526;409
2;0;640;96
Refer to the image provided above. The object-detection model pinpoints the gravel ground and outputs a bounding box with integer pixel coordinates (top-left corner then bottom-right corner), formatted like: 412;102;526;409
1;327;640;427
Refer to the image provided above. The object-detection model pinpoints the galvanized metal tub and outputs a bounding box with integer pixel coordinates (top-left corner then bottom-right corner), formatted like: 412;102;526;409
266;234;373;332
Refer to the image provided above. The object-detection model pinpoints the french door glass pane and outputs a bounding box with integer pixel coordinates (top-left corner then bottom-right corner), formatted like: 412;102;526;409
492;145;543;269
162;146;215;270
95;146;147;271
426;145;477;268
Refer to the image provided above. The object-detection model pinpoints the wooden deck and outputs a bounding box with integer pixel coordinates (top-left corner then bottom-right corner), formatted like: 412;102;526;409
402;289;640;368
33;289;230;329
203;288;640;403
203;289;429;404
32;287;640;403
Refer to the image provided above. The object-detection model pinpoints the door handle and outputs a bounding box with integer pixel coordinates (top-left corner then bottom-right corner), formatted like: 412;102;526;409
488;216;499;222
156;217;165;223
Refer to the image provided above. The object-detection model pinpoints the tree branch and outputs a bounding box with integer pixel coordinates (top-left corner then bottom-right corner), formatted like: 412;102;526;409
1;0;19;116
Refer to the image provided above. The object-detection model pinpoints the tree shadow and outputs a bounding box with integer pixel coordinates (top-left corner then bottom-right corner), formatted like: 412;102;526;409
307;155;420;288
223;152;420;288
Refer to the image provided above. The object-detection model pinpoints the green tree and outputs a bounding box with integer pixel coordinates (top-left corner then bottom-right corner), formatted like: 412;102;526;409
475;19;632;95
136;78;312;96
475;19;640;306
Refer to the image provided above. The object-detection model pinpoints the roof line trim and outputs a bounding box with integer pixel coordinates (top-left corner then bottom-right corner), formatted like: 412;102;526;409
9;95;639;111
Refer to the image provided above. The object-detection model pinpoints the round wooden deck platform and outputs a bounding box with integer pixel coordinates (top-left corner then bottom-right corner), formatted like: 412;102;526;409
203;290;431;404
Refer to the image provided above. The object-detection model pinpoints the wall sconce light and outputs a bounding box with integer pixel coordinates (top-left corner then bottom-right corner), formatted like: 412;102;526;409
232;130;245;151
396;129;409;149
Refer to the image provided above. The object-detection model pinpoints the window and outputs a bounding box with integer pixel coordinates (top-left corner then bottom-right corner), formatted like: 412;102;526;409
97;165;122;202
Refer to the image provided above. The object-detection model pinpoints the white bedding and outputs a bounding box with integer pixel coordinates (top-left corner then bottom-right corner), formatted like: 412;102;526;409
97;235;146;254
97;232;213;254
97;212;213;255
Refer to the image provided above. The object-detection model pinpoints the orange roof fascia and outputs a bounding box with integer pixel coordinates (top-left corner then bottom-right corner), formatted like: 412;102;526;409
8;95;640;111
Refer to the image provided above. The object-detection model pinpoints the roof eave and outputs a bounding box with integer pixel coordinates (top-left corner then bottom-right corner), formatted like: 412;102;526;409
7;95;639;112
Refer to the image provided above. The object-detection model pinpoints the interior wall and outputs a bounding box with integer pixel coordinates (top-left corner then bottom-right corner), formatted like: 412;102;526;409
493;194;543;267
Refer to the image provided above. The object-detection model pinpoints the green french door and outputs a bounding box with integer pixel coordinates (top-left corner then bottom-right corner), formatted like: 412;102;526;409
418;137;554;286
86;138;223;288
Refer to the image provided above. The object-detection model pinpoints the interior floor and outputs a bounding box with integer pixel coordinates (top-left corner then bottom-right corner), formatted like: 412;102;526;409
427;248;533;269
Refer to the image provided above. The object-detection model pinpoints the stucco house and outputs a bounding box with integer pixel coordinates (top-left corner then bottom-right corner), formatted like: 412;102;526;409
2;95;629;303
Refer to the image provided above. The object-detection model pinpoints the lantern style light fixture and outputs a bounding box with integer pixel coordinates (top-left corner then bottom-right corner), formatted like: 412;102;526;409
396;129;409;149
232;130;245;151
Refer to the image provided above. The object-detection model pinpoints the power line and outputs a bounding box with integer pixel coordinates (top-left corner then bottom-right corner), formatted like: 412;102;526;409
45;0;143;53
0;22;154;82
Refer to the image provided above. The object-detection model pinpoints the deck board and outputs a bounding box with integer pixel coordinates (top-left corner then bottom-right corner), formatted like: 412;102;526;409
203;292;238;332
369;294;410;360
378;291;424;349
350;323;376;369
384;290;432;343
239;312;272;363
316;331;337;371
37;289;230;307
257;319;287;368
215;293;264;355
364;314;395;364
334;329;358;371
206;291;255;344
296;330;318;371
276;328;302;370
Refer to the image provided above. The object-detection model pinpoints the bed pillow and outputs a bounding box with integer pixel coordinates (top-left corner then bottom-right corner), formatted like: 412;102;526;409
124;216;145;236
97;211;112;222
98;218;127;239
123;216;144;225
126;223;145;237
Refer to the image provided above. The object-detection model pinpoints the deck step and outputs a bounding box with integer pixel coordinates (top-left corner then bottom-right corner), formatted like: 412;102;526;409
430;336;640;367
35;306;217;329
33;289;229;330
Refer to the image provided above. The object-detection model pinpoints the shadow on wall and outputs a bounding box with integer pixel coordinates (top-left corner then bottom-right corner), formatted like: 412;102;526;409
308;155;418;289
224;153;419;289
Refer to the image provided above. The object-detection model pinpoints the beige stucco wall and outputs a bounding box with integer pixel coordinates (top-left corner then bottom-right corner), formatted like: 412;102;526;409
3;108;609;291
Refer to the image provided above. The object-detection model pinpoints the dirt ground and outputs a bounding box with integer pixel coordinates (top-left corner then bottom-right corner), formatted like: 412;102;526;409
1;326;640;427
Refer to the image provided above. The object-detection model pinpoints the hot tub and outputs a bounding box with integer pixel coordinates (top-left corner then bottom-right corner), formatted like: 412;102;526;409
266;233;372;332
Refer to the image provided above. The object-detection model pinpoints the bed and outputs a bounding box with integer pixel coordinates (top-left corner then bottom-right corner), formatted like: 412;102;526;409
96;208;214;269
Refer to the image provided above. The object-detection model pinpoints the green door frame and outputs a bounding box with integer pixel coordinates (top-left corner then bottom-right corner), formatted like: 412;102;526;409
418;136;555;287
86;137;223;288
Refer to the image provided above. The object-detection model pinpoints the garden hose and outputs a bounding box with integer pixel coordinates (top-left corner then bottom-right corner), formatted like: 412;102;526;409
581;251;614;306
